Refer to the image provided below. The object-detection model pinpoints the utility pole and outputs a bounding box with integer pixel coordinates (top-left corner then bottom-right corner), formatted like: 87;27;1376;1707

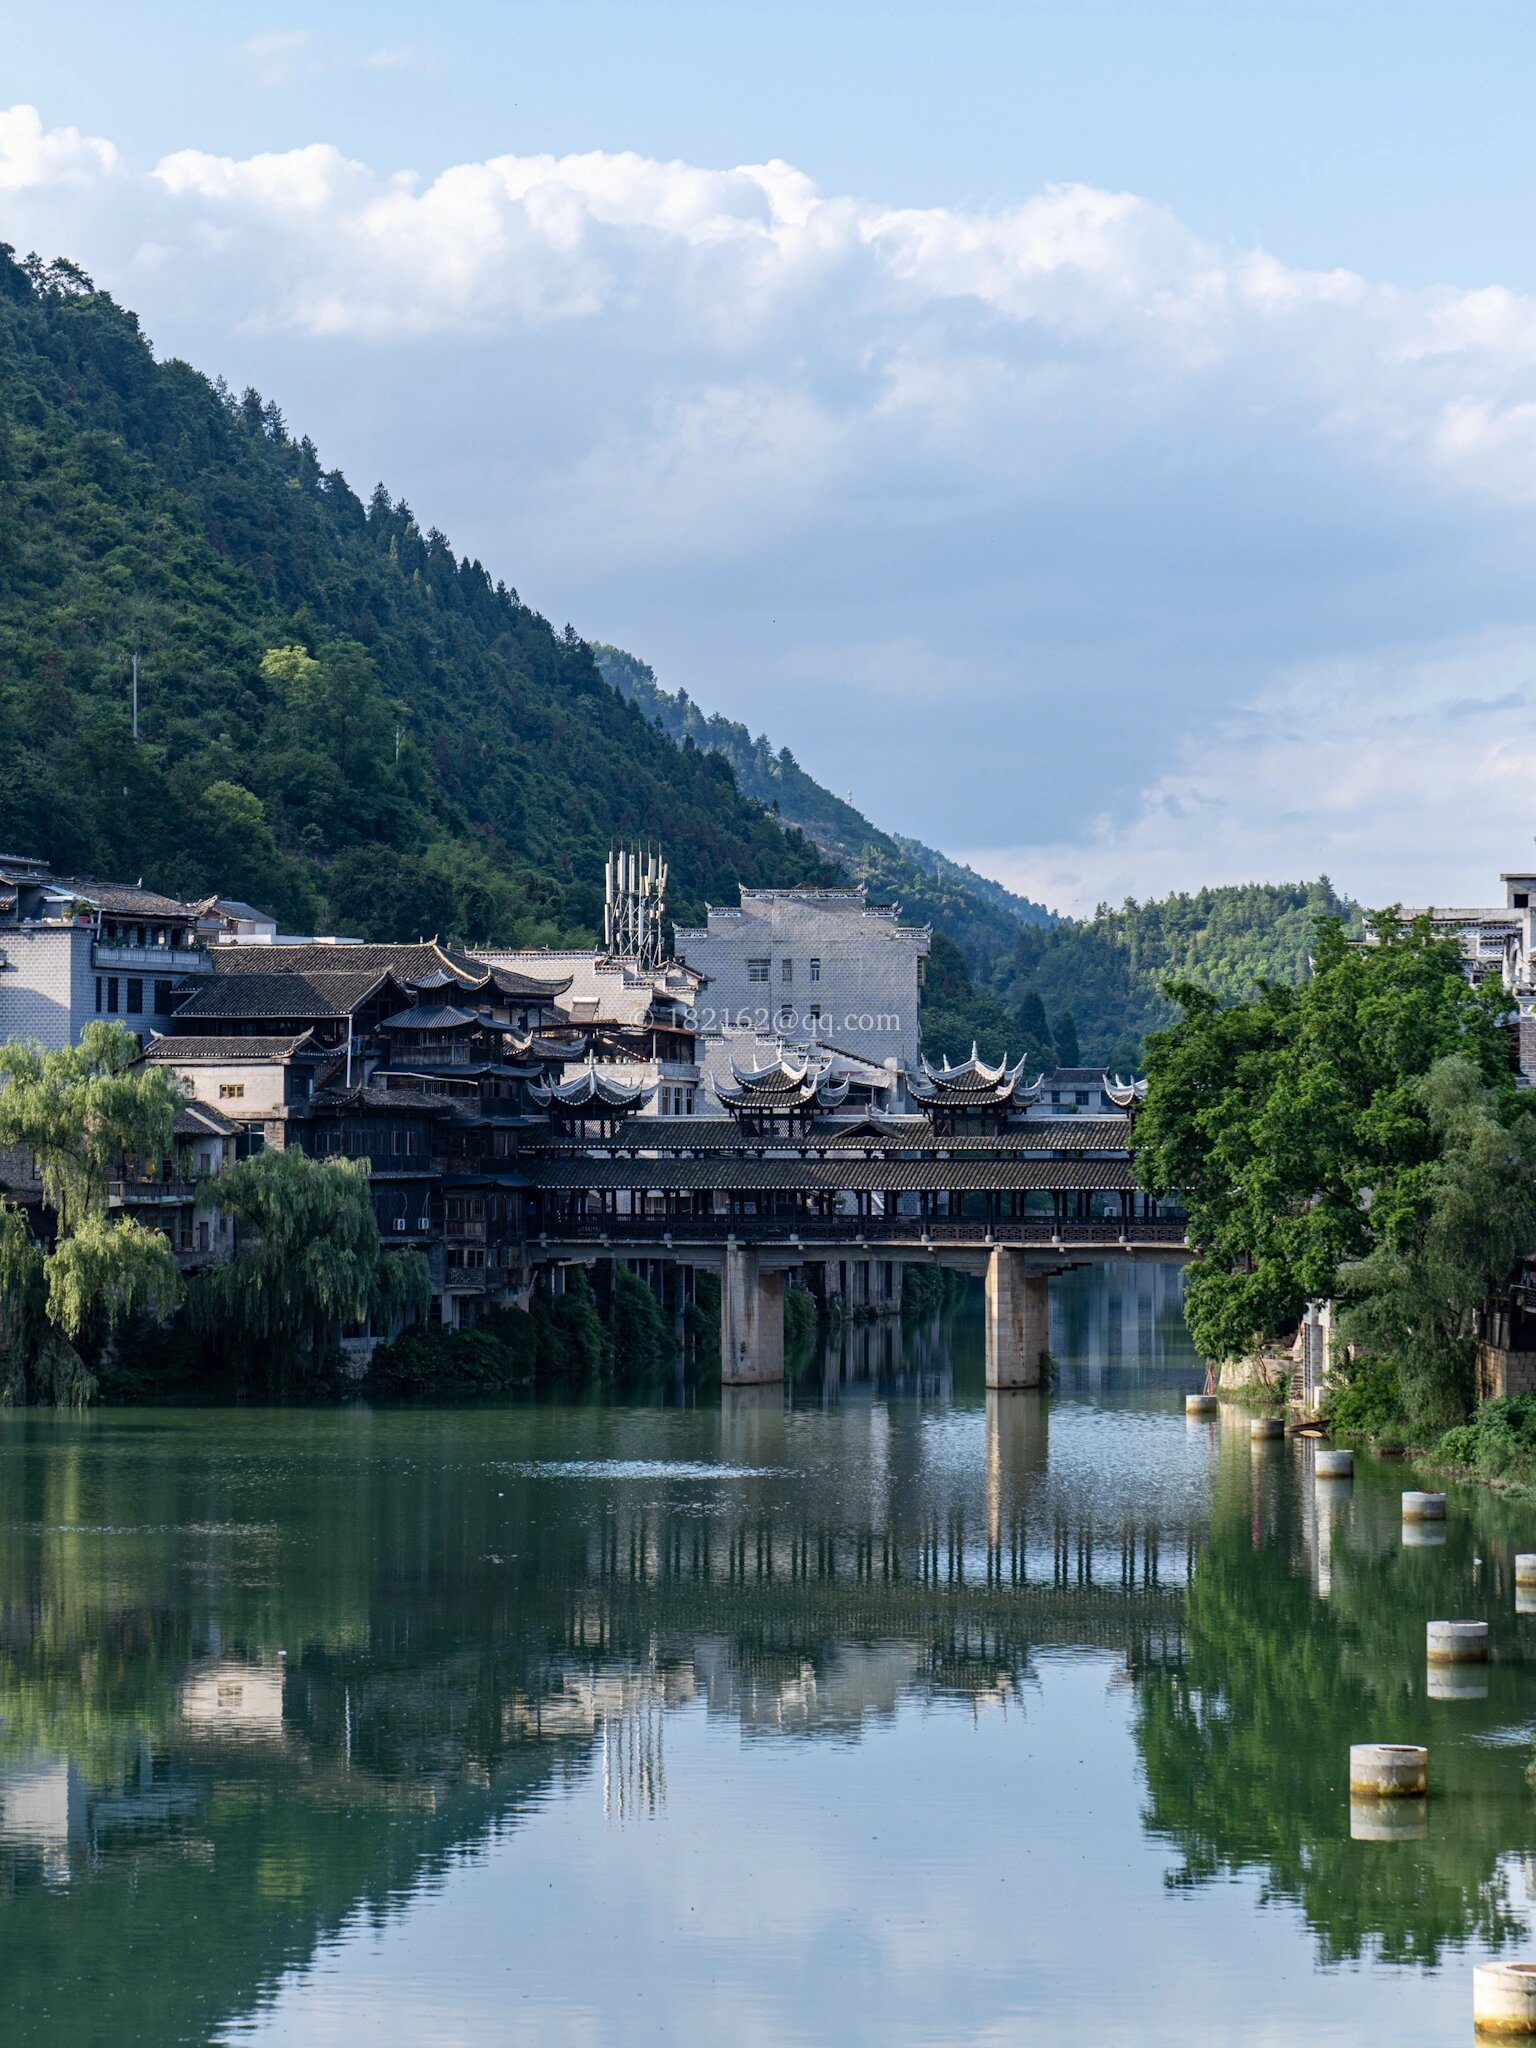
131;651;140;742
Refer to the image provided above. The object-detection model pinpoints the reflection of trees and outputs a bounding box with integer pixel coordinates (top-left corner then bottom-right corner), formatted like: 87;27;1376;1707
1134;1436;1536;1964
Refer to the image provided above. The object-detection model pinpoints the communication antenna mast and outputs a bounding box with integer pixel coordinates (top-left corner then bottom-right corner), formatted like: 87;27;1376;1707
131;651;140;742
603;844;668;969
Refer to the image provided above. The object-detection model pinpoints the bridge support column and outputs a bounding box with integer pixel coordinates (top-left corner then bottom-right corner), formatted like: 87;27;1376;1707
721;1243;784;1385
985;1250;1049;1389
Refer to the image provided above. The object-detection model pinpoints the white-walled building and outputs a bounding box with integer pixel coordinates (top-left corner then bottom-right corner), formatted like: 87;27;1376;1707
675;887;930;1082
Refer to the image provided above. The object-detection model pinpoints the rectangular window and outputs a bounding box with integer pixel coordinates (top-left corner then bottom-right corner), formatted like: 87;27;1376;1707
218;1082;246;1100
747;957;770;983
809;958;821;983
196;1221;210;1253
94;977;102;1014
126;979;143;1015
107;977;119;1013
154;979;174;1013
392;1130;403;1154
781;958;793;983
1075;1090;1089;1106
809;1004;822;1022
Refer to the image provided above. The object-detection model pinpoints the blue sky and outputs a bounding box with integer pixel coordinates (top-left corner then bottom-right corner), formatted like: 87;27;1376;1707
7;2;1536;911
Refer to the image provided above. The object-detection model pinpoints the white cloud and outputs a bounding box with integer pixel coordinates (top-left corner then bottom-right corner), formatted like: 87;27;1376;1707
7;102;1536;910
0;103;117;190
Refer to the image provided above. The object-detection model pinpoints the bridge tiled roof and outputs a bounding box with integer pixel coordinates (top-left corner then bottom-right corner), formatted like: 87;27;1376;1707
533;1115;1133;1153
523;1157;1133;1192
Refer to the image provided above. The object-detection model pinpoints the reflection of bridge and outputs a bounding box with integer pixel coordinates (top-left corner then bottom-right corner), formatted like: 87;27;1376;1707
523;1081;1190;1387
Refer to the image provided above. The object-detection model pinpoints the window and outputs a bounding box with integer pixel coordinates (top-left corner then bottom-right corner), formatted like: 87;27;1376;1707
154;979;174;1013
747;957;770;983
106;977;119;1013
778;1005;794;1028
219;1082;246;1100
1517;892;1530;909
196;1221;210;1253
809;958;821;983
1075;1090;1089;1106
809;1004;822;1024
781;958;793;983
94;977;102;1014
126;978;143;1015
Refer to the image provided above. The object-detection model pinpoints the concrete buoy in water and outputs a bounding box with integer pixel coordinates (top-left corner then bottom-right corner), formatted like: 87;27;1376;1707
1350;1796;1428;1842
1473;1960;1536;2035
1315;1447;1354;1479
1349;1743;1428;1798
1185;1393;1217;1416
1250;1416;1284;1441
1427;1620;1489;1663
1516;1554;1536;1586
1402;1490;1447;1522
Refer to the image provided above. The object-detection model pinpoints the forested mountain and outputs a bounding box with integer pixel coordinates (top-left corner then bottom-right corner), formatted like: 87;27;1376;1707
593;644;1054;972
0;250;830;945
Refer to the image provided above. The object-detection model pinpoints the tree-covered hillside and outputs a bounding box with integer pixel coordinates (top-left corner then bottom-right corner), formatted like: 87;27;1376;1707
992;880;1362;1071
0;250;831;944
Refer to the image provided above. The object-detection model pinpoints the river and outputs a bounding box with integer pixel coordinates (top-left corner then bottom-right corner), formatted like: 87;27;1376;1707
2;1263;1534;2045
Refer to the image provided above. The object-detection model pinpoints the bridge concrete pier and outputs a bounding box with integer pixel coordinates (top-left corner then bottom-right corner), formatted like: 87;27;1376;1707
721;1242;785;1384
985;1249;1049;1389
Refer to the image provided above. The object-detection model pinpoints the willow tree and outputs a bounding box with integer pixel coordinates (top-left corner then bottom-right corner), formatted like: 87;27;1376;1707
0;1023;182;1402
191;1148;430;1389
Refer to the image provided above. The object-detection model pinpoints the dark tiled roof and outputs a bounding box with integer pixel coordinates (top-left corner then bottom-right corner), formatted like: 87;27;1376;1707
174;1102;241;1138
170;971;393;1021
379;1004;481;1031
44;873;200;919
309;1084;454;1113
525;1157;1132;1192
207;940;570;999
145;1033;326;1062
549;1115;1133;1154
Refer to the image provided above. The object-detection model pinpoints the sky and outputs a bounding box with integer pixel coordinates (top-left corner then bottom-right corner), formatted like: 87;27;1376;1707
7;1;1536;915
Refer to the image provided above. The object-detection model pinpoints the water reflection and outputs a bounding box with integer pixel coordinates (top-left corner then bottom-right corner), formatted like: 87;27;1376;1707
1134;1420;1536;1967
0;1267;1533;2044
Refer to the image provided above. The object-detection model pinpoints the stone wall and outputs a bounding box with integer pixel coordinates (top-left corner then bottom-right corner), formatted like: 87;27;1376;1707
1477;1343;1536;1400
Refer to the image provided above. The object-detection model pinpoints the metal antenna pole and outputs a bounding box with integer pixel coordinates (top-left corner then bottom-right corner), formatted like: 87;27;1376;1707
131;652;140;742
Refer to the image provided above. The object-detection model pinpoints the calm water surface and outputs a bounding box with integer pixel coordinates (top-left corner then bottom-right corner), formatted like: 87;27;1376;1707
4;1266;1536;2045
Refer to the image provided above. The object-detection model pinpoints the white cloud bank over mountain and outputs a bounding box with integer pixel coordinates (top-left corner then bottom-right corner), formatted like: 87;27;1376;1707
6;101;1536;912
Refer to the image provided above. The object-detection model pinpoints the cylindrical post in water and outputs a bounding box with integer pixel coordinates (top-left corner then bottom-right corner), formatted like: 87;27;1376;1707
1185;1393;1217;1416
1348;1743;1427;1797
1402;1490;1446;1522
1250;1416;1283;1440
1427;1620;1489;1663
1473;1960;1536;2035
1315;1447;1353;1478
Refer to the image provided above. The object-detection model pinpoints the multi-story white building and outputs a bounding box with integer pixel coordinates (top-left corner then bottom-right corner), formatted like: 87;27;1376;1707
675;887;930;1082
0;855;210;1050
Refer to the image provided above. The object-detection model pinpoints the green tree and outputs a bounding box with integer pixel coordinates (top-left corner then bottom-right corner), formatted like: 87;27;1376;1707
191;1148;429;1390
1134;914;1524;1429
1336;1057;1536;1433
0;1023;182;1400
